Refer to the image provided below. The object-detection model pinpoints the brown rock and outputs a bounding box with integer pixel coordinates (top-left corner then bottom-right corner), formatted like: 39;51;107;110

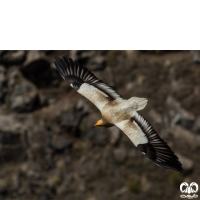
192;116;200;134
190;50;200;63
0;178;9;195
148;109;162;124
91;127;109;146
41;50;53;55
46;174;61;189
0;66;6;81
90;55;106;71
22;50;60;87
22;50;49;73
86;197;97;200
51;135;72;150
0;145;25;162
1;50;26;64
176;153;194;171
172;125;199;145
0;50;6;58
0;114;28;137
140;175;151;191
114;186;128;196
109;126;121;145
59;108;86;128
28;129;50;149
7;68;39;112
78;161;95;177
94;66;115;87
0;131;21;145
69;50;95;64
113;146;127;162
0;135;25;162
0;65;7;100
166;96;195;129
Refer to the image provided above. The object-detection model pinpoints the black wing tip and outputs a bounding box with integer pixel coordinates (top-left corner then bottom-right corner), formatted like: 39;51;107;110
175;165;184;173
54;56;86;90
54;56;60;62
58;56;73;63
134;114;183;173
137;143;183;172
54;56;122;99
65;57;73;62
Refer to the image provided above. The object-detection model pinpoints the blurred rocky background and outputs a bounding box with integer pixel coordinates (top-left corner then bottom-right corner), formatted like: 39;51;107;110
0;50;200;200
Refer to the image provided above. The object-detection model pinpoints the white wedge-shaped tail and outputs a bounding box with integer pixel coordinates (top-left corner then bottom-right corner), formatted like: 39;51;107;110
127;97;148;111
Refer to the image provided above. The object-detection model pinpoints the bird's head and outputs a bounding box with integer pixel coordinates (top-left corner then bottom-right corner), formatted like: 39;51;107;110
94;119;103;127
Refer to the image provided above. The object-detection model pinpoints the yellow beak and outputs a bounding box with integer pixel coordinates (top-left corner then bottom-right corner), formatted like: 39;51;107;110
94;121;101;127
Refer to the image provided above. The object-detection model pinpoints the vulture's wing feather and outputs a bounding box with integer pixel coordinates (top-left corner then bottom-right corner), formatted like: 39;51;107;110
116;112;183;172
54;56;122;111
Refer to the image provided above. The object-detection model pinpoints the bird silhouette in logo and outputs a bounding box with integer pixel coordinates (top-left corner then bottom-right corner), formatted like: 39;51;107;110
180;182;198;199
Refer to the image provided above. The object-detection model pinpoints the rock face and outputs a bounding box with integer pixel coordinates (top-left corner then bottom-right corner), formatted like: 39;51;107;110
0;50;26;64
8;68;39;112
176;153;194;172
0;50;199;200
21;50;61;87
69;50;95;62
23;50;45;67
166;96;195;129
0;114;27;162
109;126;121;145
90;55;106;71
191;50;200;63
0;65;7;101
51;134;72;150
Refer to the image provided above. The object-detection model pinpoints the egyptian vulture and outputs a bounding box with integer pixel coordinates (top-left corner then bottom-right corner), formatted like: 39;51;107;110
54;56;183;172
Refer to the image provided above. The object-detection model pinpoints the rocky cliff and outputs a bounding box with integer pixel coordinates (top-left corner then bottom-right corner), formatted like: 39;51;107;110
0;50;199;200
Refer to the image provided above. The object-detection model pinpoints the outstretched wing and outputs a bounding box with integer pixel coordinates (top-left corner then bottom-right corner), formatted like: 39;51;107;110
54;56;123;111
116;112;183;172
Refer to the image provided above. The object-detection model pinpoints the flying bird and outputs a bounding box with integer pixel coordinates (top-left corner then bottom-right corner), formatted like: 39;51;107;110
54;56;183;172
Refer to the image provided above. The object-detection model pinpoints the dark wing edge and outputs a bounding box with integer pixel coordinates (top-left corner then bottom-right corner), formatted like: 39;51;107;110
54;56;122;100
131;113;183;172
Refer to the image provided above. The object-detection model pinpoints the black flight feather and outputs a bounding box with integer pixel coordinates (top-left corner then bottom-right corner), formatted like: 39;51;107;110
131;113;183;172
54;56;122;100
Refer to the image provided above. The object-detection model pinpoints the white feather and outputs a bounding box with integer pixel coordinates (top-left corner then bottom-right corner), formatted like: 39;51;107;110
78;83;109;111
116;119;148;146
